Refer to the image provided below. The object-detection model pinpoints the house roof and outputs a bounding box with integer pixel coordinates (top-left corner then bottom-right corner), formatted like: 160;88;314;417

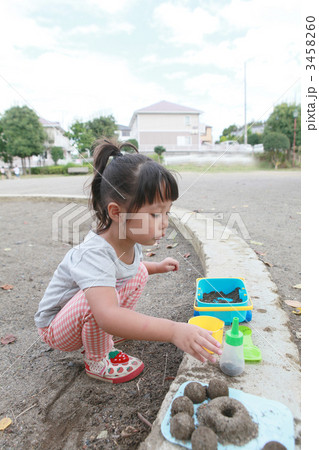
39;117;65;132
116;124;131;131
129;100;202;128
135;100;202;114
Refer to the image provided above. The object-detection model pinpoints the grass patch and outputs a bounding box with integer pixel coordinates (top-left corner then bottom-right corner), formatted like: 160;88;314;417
164;161;274;172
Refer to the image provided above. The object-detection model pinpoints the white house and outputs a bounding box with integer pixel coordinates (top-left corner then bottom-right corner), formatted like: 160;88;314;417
129;100;205;152
115;124;132;141
39;118;74;165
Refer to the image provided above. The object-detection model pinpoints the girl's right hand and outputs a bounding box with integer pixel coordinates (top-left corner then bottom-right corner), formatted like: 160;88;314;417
170;322;222;363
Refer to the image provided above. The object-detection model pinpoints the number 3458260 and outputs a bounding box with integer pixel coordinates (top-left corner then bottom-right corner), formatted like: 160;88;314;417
306;17;316;70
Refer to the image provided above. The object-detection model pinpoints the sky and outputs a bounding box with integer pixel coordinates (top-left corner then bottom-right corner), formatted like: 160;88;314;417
0;0;301;141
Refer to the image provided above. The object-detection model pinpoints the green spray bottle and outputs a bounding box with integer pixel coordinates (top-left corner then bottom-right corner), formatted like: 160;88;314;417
220;317;245;376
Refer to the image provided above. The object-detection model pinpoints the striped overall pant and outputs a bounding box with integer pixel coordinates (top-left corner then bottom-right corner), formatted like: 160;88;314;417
38;262;148;361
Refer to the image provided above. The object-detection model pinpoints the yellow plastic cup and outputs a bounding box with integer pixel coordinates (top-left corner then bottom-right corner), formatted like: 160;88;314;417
188;315;224;354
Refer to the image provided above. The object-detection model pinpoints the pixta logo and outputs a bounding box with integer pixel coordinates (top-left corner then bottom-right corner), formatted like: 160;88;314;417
52;203;94;245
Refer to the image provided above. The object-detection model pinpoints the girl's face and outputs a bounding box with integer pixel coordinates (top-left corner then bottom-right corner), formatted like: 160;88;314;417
120;199;172;246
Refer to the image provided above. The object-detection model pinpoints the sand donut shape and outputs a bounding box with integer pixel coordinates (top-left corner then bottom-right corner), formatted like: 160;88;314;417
197;396;258;446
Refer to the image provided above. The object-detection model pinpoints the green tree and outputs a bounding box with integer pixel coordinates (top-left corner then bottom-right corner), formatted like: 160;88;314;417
248;133;263;146
0;121;8;164
86;115;117;139
222;124;238;137
51;146;64;165
263;132;290;169
264;103;301;154
1;106;46;173
65;121;95;155
66;115;117;155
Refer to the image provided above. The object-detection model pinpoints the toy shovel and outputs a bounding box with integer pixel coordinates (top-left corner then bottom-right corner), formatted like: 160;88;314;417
239;325;262;362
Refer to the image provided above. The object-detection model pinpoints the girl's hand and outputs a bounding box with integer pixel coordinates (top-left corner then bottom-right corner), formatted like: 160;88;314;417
171;322;222;363
157;257;179;273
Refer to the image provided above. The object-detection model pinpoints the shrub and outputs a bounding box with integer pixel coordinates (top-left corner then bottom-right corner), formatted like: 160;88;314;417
30;163;93;175
154;145;166;163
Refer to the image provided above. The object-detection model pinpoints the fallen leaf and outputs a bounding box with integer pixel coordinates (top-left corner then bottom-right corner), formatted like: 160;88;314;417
263;261;273;267
96;430;108;440
0;284;14;290
250;240;263;246
166;243;178;249
0;334;16;345
0;417;12;431
183;253;191;259
293;284;301;289
284;300;301;308
121;426;138;438
292;307;301;315
254;250;266;256
146;252;156;257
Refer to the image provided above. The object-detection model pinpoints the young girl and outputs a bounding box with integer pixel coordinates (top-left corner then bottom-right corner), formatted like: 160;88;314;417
35;139;222;383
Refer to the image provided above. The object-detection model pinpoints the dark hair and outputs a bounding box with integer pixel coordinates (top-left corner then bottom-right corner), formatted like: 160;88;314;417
90;138;179;233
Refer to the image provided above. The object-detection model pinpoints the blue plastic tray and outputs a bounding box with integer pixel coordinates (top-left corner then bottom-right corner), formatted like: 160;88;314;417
161;381;295;449
196;278;248;308
195;278;252;325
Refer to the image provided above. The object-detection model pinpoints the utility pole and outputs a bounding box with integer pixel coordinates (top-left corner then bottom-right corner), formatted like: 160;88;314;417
244;61;247;145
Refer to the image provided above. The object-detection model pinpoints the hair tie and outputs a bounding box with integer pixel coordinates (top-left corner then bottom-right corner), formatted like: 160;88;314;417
113;152;124;159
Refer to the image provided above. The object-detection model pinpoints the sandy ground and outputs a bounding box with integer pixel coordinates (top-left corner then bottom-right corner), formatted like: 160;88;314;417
0;200;204;449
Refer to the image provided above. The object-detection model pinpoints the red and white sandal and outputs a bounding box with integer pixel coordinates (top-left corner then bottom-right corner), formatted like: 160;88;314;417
84;349;144;384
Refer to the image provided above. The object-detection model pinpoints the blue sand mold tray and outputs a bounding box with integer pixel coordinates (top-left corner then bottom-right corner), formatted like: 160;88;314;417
161;381;295;449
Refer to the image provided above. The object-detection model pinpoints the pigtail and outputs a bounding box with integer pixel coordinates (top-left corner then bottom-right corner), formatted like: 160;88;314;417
119;141;139;154
90;138;122;232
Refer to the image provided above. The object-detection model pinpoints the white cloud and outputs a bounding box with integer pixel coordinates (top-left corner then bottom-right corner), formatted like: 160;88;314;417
153;2;220;46
88;0;137;14
219;0;300;30
68;25;100;35
107;22;135;34
0;2;59;53
164;71;188;80
1;47;168;128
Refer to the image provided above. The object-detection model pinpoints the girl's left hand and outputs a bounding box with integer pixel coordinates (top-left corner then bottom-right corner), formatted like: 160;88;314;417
158;257;179;273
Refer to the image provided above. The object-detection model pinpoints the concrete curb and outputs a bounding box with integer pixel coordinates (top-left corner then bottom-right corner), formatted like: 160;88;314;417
0;194;88;203
0;195;301;447
140;206;301;449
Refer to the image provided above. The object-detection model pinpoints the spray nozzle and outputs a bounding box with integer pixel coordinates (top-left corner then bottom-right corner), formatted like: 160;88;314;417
225;317;244;346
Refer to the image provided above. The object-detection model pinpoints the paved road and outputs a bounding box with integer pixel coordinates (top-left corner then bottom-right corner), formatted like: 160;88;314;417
0;170;301;346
